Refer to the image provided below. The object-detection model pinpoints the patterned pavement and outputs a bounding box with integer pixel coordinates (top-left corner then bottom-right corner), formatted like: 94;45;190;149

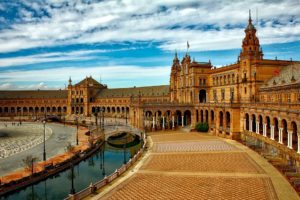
153;140;236;152
103;174;278;200
141;152;265;174
94;131;298;200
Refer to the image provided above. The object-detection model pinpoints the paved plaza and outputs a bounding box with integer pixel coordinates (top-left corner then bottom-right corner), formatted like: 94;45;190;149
90;131;300;200
0;123;52;158
0;122;75;176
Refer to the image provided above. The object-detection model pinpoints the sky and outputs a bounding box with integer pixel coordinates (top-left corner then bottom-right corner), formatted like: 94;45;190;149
0;0;300;90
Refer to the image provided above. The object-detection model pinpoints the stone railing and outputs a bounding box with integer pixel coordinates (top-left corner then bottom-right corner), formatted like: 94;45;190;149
64;133;147;200
242;130;300;162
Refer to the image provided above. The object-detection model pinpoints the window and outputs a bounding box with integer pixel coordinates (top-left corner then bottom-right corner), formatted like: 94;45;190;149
244;87;247;94
213;90;217;101
221;89;225;100
230;88;234;102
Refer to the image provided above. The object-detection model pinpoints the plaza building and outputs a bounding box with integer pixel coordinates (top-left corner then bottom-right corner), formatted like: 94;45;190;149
0;14;299;160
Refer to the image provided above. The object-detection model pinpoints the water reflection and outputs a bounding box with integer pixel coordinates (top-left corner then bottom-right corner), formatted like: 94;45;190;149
1;141;140;200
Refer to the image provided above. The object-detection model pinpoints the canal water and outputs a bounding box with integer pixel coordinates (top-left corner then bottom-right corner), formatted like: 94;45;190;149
0;141;141;200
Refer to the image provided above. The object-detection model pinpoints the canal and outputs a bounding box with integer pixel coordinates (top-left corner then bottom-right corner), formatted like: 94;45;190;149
0;141;141;200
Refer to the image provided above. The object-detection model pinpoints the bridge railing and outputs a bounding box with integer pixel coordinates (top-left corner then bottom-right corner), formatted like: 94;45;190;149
64;130;147;200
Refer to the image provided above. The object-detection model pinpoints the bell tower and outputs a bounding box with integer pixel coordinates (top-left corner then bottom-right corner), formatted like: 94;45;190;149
170;51;180;102
240;10;263;61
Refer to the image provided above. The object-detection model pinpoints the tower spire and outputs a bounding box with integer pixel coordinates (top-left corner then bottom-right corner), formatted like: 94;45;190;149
68;76;72;86
249;9;252;23
240;11;263;60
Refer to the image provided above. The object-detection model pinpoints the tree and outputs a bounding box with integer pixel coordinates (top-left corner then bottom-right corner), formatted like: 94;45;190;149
195;122;209;132
22;155;38;175
66;142;75;153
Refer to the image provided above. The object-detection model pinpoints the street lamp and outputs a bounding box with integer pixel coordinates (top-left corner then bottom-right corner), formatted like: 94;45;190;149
123;135;127;164
102;108;105;130
43;120;46;161
18;107;21;125
100;107;104;131
125;108;127;125
76;114;79;145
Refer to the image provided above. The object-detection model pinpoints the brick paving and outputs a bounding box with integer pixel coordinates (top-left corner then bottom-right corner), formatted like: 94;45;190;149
153;140;237;152
141;152;264;174
103;174;278;200
150;132;214;143
93;131;299;200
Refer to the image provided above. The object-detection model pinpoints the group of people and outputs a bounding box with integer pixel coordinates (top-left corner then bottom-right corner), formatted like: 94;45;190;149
2;121;22;127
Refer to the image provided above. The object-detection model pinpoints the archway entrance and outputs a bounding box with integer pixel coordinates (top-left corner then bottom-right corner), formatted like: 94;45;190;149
184;110;192;126
175;110;182;126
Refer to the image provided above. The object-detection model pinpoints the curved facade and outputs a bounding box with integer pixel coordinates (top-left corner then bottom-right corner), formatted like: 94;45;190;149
0;15;299;157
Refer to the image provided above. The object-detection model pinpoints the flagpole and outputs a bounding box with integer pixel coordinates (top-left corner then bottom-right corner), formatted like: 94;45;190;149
187;41;189;54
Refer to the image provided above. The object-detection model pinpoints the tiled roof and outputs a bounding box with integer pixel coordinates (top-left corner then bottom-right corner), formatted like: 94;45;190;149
96;85;170;98
0;90;68;99
75;76;106;88
260;63;300;89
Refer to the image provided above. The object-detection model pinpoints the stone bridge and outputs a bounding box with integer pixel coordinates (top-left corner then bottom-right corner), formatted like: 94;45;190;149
104;126;142;141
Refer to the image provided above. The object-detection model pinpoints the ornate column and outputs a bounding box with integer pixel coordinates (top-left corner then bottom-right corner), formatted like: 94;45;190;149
244;119;247;131
256;122;259;134
263;123;267;137
287;130;293;149
270;125;274;140
279;127;283;144
162;116;165;130
249;120;253;132
181;115;184;128
297;134;300;154
172;115;175;129
152;116;155;129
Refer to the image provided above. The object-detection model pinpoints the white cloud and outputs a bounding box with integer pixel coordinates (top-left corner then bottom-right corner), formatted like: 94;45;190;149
0;0;299;53
0;65;170;88
0;82;57;90
0;48;140;67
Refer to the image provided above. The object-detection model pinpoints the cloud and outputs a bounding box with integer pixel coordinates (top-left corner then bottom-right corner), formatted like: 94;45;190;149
0;0;299;53
0;48;140;67
0;65;170;88
0;82;55;90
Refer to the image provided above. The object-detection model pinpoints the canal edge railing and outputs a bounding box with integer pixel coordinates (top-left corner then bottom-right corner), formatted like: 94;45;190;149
65;132;147;200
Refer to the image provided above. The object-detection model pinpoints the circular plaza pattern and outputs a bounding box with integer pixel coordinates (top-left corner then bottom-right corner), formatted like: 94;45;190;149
0;123;52;158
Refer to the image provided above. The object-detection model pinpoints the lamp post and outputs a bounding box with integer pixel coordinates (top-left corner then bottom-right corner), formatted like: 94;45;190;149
125;108;127;125
123;135;127;164
43;120;46;161
100;107;104;131
18;107;21;125
76;115;79;145
102;108;104;130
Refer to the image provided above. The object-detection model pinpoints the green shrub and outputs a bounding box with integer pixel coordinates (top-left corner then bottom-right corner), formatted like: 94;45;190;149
195;122;209;132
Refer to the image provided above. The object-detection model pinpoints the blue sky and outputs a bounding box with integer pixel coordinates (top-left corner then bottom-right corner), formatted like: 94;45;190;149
0;0;300;90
